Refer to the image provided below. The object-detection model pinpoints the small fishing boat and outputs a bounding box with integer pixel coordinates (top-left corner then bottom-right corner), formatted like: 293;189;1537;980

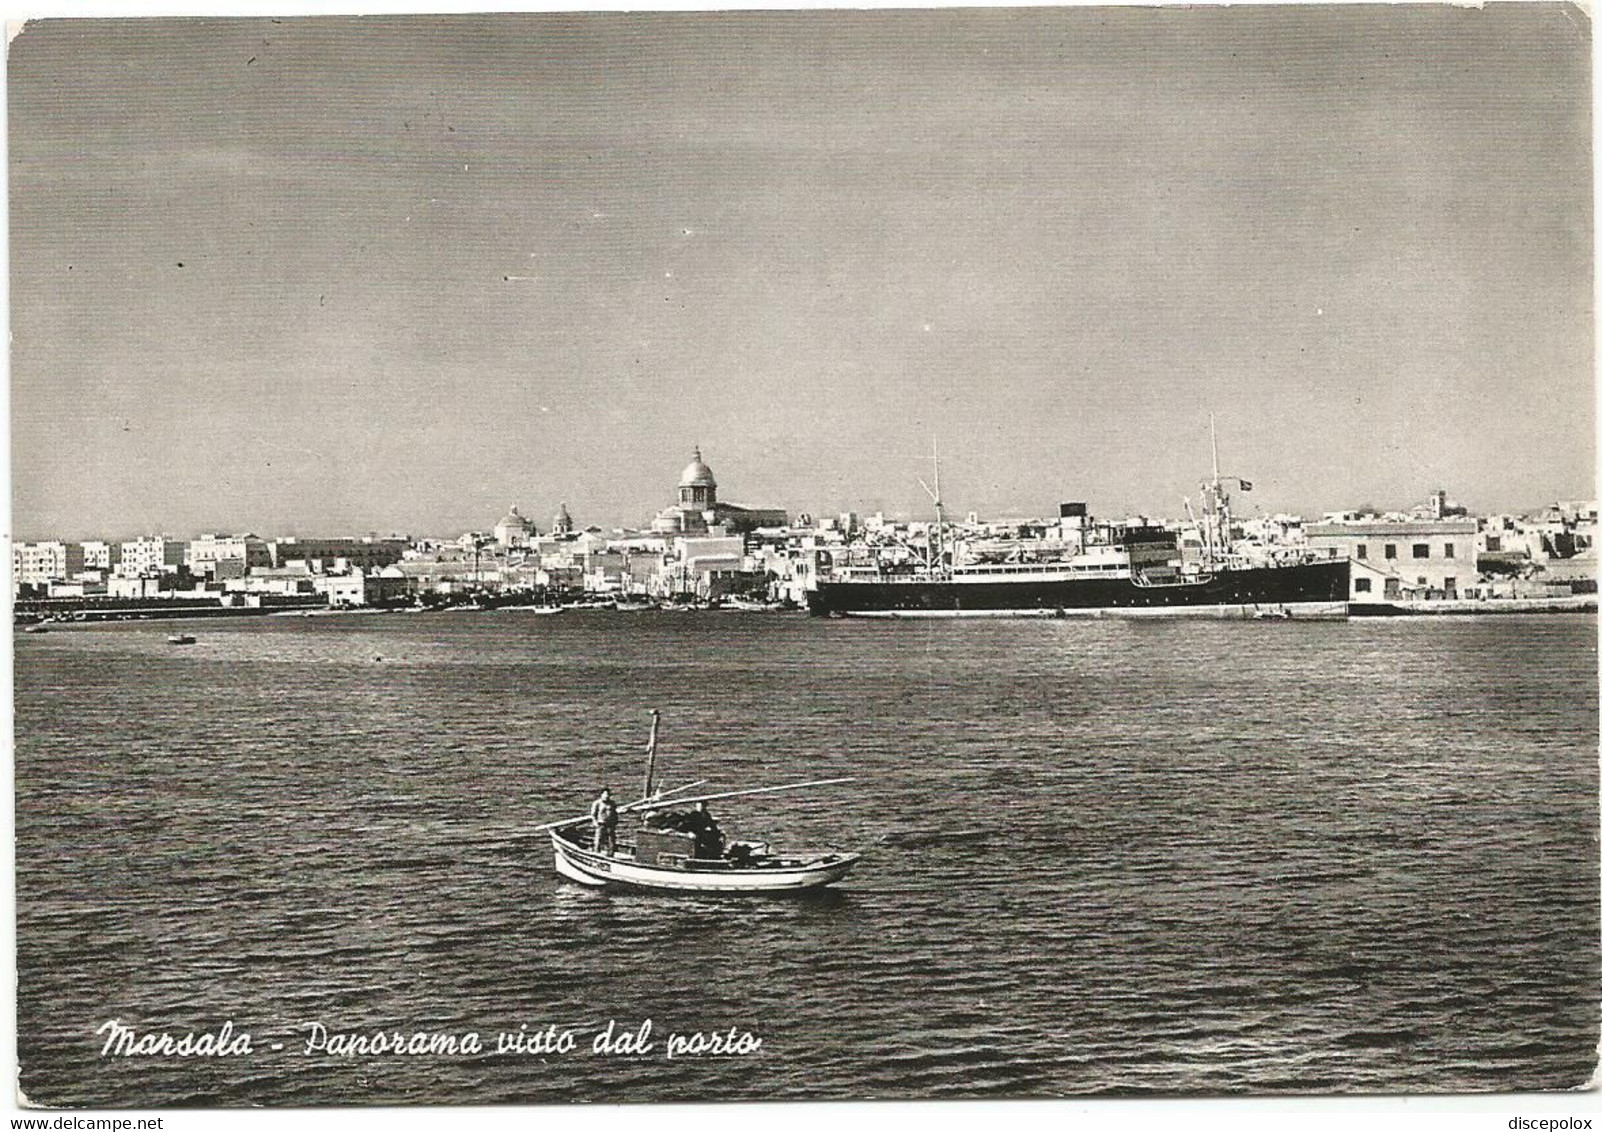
21;620;50;634
532;605;566;616
549;827;859;893
719;596;780;612
167;633;197;645
539;711;861;894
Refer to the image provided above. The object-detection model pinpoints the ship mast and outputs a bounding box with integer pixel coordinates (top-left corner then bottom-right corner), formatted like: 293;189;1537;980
1210;412;1221;484
1201;413;1240;571
916;436;949;577
1210;413;1223;568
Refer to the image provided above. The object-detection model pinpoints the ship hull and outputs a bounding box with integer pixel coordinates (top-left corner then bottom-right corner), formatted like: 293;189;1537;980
806;560;1350;618
552;832;860;893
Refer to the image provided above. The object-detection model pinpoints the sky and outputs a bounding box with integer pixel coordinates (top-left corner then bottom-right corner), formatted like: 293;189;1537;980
7;5;1594;540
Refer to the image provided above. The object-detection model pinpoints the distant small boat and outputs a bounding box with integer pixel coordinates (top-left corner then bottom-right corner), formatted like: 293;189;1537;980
533;605;565;615
1252;607;1292;621
21;621;49;634
721;596;780;612
167;633;197;645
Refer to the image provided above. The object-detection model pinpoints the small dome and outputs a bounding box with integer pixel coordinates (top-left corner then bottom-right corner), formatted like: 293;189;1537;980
679;447;717;488
498;504;528;529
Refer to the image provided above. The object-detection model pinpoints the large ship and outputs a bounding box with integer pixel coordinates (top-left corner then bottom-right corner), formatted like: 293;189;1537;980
805;431;1350;619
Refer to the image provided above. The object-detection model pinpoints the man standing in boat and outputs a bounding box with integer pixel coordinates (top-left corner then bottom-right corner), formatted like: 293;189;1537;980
590;787;619;855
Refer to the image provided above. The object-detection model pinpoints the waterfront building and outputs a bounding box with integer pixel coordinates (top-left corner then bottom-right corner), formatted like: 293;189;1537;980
117;536;186;578
1478;515;1540;561
621;552;659;596
13;541;85;589
392;553;501;592
657;535;746;598
269;537;409;572
578;550;629;593
224;567;318;597
1541;549;1597;588
187;533;272;577
1471;505;1597;593
107;573;179;599
533;564;581;590
563;531;611;559
1305;519;1478;601
314;568;409;606
81;541;122;572
47;578;106;599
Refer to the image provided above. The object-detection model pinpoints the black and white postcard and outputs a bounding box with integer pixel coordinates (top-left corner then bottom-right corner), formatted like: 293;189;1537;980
8;3;1598;1124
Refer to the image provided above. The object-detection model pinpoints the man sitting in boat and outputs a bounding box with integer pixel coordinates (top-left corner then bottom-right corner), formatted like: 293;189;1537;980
589;787;619;855
640;802;725;859
682;801;725;859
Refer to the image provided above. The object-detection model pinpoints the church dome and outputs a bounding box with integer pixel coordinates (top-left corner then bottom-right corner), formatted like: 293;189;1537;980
497;505;529;530
678;447;717;489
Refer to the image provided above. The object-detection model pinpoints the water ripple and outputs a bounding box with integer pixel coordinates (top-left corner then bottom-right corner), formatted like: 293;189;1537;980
14;613;1599;1104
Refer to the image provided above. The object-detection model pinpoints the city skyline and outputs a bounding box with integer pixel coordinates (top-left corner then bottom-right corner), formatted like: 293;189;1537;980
9;7;1594;541
7;441;1595;547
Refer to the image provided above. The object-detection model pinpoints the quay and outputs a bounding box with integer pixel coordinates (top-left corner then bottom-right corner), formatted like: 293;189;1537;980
14;595;325;625
1348;595;1597;617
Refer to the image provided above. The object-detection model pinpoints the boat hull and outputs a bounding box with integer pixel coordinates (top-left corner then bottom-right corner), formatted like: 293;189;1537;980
550;831;859;893
806;560;1350;618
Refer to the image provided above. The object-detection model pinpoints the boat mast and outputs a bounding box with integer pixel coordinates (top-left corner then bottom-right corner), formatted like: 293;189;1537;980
642;709;661;800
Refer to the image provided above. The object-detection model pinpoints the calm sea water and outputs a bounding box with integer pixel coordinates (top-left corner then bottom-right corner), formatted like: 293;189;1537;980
14;611;1599;1105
